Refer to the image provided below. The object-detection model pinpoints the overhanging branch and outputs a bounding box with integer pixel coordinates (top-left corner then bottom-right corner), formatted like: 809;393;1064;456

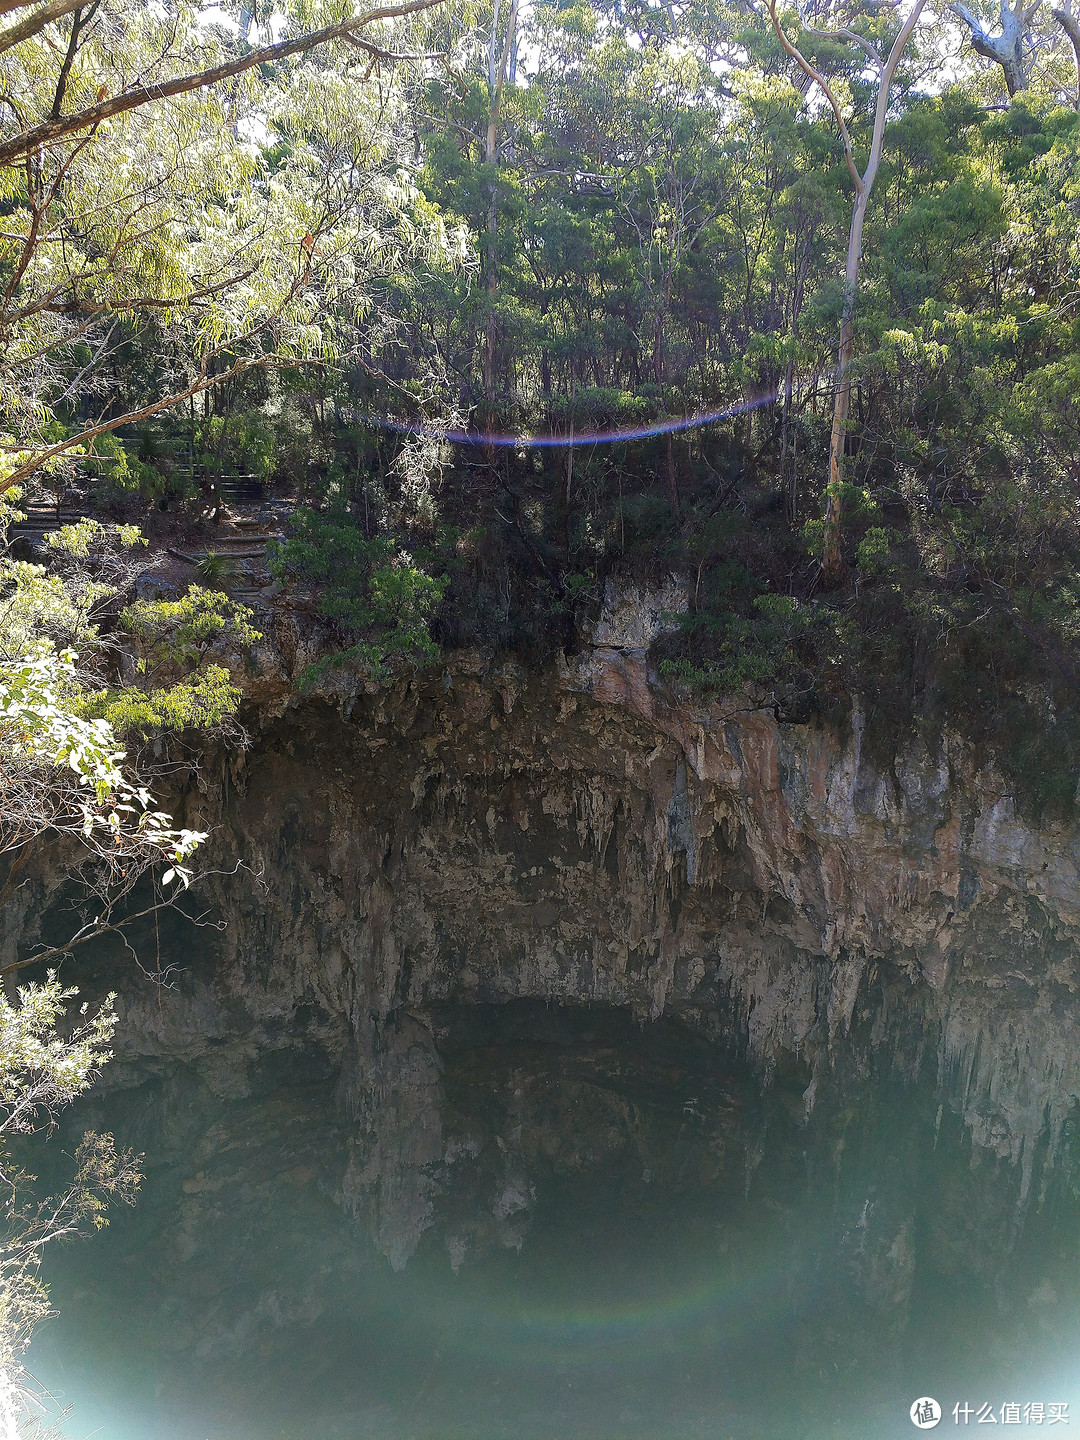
0;0;445;170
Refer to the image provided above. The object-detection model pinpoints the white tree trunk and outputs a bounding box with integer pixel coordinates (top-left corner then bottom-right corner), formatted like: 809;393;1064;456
952;0;1032;94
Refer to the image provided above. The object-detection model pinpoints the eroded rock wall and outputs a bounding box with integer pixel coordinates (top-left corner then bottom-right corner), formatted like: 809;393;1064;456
74;598;1080;1275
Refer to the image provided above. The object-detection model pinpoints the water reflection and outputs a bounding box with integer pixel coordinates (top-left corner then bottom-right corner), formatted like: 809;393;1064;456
26;1003;1080;1440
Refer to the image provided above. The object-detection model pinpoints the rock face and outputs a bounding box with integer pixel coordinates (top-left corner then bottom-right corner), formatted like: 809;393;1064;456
31;592;1080;1436
157;631;1080;1217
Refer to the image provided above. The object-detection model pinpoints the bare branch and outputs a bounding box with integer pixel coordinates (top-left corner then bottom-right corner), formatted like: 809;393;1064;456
795;4;885;71
766;0;864;193
0;861;250;976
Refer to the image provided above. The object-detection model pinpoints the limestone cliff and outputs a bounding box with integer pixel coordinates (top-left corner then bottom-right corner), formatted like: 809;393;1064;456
76;581;1079;1232
29;581;1080;1437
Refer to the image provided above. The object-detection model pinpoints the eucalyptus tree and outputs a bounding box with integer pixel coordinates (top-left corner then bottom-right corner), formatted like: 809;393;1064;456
767;0;932;581
945;0;1080;105
950;0;1041;94
0;0;444;171
484;0;520;412
1051;0;1080;101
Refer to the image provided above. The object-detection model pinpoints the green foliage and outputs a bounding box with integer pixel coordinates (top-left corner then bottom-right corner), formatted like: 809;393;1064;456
0;644;207;876
269;508;447;684
0;977;140;1374
0;497;257;746
45;517;145;560
79;665;243;740
0;0;472;497
855;526;897;574
268;509;396;630
661;579;823;704
195;551;234;587
195;412;277;484
0;517;146;657
81;434;178;506
120;587;260;668
0;977;116;1121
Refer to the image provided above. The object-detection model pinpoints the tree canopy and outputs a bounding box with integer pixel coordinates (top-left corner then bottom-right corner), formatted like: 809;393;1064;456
2;0;1080;790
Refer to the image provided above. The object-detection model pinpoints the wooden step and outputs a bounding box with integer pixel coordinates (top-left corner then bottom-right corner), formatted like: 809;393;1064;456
202;547;274;559
12;511;82;527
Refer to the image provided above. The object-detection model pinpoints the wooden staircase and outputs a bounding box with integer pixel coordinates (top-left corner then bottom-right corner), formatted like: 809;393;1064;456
8;497;85;553
8;489;293;613
216;475;266;507
169;506;292;608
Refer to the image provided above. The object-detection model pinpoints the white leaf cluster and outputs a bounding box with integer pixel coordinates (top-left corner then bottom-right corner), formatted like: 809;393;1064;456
0;645;206;882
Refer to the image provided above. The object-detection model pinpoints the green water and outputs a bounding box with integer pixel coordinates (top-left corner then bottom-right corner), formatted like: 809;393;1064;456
26;1005;1080;1440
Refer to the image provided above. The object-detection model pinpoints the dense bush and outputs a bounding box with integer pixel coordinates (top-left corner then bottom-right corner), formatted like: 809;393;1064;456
269;508;448;686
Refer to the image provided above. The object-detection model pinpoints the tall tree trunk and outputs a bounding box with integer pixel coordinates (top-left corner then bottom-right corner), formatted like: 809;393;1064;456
666;433;679;513
1053;3;1080;106
652;285;679;510
1001;49;1025;94
952;0;1033;95
483;94;498;413
823;189;869;583
483;193;497;414
771;0;933;584
483;0;519;425
781;354;796;523
768;0;929;585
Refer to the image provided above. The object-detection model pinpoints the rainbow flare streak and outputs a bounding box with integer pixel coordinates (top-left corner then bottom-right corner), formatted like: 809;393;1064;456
364;390;782;449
